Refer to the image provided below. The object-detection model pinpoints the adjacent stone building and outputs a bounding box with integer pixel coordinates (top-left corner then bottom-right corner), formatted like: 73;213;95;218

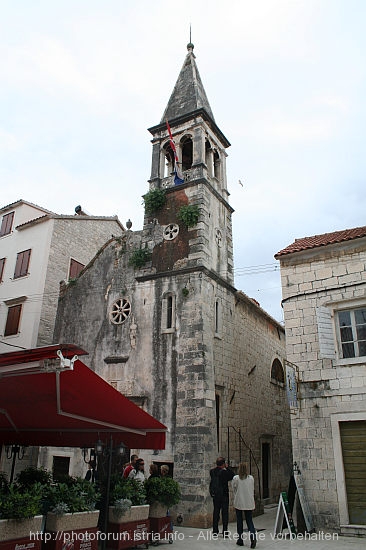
275;226;366;535
0;200;124;477
54;44;292;526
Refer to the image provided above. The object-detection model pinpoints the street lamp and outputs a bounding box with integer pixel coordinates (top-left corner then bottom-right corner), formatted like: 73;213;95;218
95;437;127;550
82;446;96;464
5;444;26;482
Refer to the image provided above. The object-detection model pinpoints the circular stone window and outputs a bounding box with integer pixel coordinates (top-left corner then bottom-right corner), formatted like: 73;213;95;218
163;223;179;241
110;298;131;324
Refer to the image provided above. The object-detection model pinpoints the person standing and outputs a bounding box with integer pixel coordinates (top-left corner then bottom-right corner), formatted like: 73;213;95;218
128;458;146;481
209;457;234;537
85;460;96;482
123;454;138;478
232;462;257;548
148;463;159;479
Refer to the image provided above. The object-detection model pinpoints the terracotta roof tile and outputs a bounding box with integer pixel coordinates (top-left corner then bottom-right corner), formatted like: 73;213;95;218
275;225;366;258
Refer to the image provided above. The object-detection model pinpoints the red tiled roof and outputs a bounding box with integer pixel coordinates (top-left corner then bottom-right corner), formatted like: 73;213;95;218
275;225;366;258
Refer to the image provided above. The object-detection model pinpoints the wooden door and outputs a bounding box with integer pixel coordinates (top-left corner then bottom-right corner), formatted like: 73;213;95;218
340;420;366;524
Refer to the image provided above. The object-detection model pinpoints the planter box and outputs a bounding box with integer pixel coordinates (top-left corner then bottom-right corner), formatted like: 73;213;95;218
45;510;99;531
0;515;43;541
109;504;150;523
107;519;150;550
149;502;168;518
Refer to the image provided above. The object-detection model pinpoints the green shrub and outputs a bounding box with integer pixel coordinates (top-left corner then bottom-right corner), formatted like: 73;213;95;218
0;484;43;519
177;204;200;228
110;477;146;506
143;189;167;215
45;477;100;514
145;476;181;508
129;247;151;269
16;466;52;489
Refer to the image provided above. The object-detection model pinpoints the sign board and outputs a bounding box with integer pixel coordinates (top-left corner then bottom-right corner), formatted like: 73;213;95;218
285;363;298;409
294;474;314;533
273;492;297;538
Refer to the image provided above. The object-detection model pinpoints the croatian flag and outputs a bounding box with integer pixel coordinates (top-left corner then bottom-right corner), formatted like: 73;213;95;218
166;120;184;185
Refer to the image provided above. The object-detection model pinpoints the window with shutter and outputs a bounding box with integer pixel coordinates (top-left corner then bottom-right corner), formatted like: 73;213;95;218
316;306;336;359
0;258;5;283
69;258;85;279
4;304;22;336
14;249;31;279
0;212;14;237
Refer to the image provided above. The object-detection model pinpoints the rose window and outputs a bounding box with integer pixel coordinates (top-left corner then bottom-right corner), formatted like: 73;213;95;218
163;223;179;241
110;298;131;324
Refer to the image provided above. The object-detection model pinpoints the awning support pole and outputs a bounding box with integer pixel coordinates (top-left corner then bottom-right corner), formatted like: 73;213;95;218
101;435;113;550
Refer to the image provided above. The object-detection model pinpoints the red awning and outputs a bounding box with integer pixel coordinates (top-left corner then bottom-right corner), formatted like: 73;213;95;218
0;344;166;449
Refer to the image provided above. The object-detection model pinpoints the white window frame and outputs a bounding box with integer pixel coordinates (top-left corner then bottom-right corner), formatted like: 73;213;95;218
323;298;366;366
335;307;366;360
161;292;176;334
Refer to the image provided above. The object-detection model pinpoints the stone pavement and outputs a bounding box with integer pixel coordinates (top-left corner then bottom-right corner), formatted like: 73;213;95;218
166;506;364;550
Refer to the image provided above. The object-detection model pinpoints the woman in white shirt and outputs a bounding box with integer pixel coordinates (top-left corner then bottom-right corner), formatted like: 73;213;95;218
232;462;257;548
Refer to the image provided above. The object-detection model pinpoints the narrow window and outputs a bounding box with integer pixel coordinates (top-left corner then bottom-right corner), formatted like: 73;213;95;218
162;293;176;333
0;212;14;237
69;258;85;279
14;249;31;279
0;258;5;282
167;295;173;329
4;304;22;336
215;299;221;337
337;308;366;358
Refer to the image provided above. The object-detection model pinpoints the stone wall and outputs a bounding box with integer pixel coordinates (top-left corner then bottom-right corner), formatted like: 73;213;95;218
38;217;123;346
279;240;366;530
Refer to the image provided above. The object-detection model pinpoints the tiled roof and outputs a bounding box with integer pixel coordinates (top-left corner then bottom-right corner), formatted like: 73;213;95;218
275;225;366;258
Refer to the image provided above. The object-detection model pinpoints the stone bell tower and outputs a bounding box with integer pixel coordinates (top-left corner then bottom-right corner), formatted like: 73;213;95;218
142;43;237;526
147;42;234;286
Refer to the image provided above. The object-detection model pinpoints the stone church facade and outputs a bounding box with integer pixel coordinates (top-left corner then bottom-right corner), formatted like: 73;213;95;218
54;43;292;526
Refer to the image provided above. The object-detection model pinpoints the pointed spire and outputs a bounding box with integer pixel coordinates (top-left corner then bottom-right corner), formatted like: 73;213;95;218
161;43;215;124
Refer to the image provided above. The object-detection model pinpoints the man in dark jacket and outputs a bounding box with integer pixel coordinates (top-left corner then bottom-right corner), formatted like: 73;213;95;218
210;456;234;536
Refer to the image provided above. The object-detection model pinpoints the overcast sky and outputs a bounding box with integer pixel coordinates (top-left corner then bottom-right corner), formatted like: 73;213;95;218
1;0;365;324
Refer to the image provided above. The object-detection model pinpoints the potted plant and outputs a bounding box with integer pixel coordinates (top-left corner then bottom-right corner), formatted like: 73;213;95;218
44;475;100;532
145;476;181;518
109;476;149;523
0;471;44;543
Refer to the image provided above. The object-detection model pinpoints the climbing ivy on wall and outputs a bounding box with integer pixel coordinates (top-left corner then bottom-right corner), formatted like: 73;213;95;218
129;247;152;269
143;188;167;215
177;204;200;228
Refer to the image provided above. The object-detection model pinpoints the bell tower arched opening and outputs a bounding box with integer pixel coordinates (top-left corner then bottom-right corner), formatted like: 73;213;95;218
181;136;193;172
163;142;175;178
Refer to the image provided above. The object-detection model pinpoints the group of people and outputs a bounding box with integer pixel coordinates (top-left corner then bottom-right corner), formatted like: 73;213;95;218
210;457;257;548
122;454;170;481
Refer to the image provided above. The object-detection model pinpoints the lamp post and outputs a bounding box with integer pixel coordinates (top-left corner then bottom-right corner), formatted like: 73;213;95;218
6;444;26;482
95;437;127;550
